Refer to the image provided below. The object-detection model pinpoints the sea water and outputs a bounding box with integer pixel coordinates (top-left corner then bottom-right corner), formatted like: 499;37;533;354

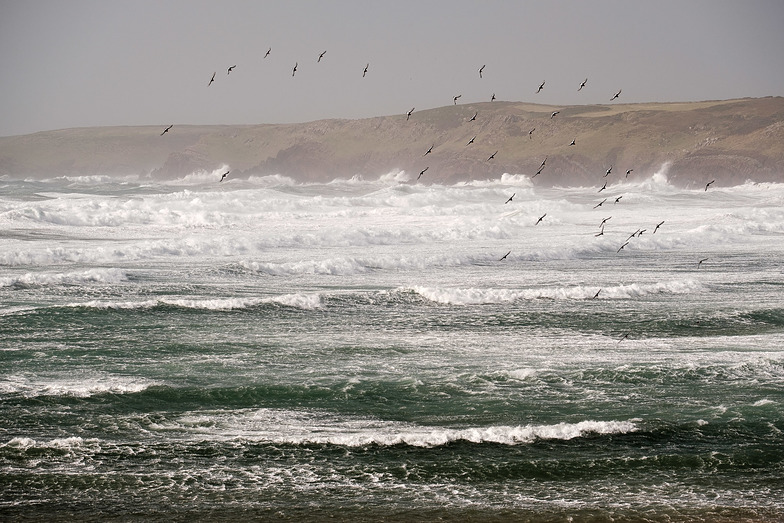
1;168;783;521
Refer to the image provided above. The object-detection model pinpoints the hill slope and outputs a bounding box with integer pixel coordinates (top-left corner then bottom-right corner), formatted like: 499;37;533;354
1;97;782;187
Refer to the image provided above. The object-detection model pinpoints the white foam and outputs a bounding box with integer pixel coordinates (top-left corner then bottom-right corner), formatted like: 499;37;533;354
66;293;322;311
0;267;127;288
1;373;158;398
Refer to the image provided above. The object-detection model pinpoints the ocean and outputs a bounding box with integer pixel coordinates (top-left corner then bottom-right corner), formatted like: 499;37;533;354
1;168;783;521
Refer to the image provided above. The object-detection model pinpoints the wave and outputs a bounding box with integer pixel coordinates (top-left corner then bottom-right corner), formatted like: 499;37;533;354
0;373;158;399
0;267;127;288
409;279;701;305
65;293;322;311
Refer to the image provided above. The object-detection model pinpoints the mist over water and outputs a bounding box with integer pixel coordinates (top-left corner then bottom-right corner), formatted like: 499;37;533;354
1;169;783;521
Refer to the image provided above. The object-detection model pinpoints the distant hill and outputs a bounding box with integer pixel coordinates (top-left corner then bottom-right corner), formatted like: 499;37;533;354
1;97;782;187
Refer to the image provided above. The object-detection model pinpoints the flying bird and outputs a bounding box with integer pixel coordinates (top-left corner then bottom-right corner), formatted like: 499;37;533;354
536;81;545;93
705;180;715;191
453;94;462;105
160;125;173;136
569;139;576;146
528;128;535;139
407;107;415;121
617;241;629;253
626;169;634;178
466;135;476;146
614;195;623;204
627;229;642;241
264;47;271;58
208;72;216;86
535;213;546;225
539;157;547;169
505;193;515;204
600;216;612;228
593;198;607;209
550;111;560;119
578;78;588;91
487;151;498;161
479;65;485;78
653;220;665;234
227;65;236;75
292;62;298;76
469;111;477;121
611;89;622;100
424;144;434;156
499;250;511;261
698;257;709;268
363;63;369;77
219;171;230;182
534;165;545;177
491;93;496;101
318;50;327;62
605;166;613;177
593;289;601;299
598;181;607;192
618;332;631;343
595;226;605;237
417;167;428;180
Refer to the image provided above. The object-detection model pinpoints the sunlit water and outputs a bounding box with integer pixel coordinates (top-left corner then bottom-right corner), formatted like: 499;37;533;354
1;168;783;521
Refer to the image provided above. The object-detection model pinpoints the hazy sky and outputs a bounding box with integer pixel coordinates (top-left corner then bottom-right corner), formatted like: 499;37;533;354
1;0;783;136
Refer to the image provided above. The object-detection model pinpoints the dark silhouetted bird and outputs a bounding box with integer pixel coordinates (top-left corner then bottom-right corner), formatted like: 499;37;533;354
479;65;485;78
535;213;546;225
208;72;216;86
487;151;498;161
363;63;369;77
417;167;428;180
611;89;622;100
469;111;477;121
466;135;476;146
499;250;511;261
407;108;415;121
318;51;326;62
227;65;236;74
424;144;434;156
698;257;709;268
654;220;665;233
160;125;173;136
264;47;271;58
578;78;588;91
705;180;715;191
537;81;545;93
594;198;607;209
292;63;298;76
505;193;515;204
453;94;462;105
550;111;560;119
220;171;230;182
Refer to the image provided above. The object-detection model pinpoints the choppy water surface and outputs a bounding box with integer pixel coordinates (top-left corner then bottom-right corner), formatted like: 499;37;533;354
1;170;783;521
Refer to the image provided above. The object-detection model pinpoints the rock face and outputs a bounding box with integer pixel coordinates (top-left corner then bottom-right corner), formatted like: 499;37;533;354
1;97;783;187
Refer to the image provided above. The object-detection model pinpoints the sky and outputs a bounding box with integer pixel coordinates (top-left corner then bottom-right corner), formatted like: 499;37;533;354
1;0;783;137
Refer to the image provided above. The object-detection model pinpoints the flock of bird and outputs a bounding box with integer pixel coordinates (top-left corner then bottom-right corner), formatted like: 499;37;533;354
157;51;716;328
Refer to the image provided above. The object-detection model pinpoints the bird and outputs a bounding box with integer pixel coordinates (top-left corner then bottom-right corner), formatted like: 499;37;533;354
595;226;605;237
653;220;665;233
407;107;415;121
534;165;545;177
318;50;326;62
594;198;607;209
539;157;547;169
363;63;369;77
627;229;642;241
705;180;715;191
617;241;629;253
505;193;515;204
264;47;271;58
550;111;560;119
638;229;647;236
469;111;478;121
598;181;607;192
208;72;216;86
292;62;298;77
528;128;535;139
600;216;612;228
417;167;428;180
227;65;236;75
698;257;709;268
592;289;601;299
614;195;623;204
499;250;511;261
491;93;496;101
487;151;498;161
605;166;613;177
537;81;545;93
424;144;434;156
611;89;622;100
618;332;630;344
626;169;634;178
535;213;546;225
569;139;576;146
453;94;462;105
160;125;173;136
466;135;476;146
479;65;485;78
219;170;230;182
578;78;588;91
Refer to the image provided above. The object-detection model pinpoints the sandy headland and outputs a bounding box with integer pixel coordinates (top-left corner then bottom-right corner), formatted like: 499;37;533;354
1;97;782;187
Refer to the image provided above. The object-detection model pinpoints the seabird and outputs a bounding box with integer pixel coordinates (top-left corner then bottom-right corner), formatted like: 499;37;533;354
318;50;326;62
539;157;547;169
535;213;546;225
534;165;545;177
611;89;622;101
705;180;715;191
614;195;623;204
536;81;545;93
600;216;612;228
469;111;477;121
479;65;485;78
160;125;173;136
617;241;629;253
578;78;588;91
292;62;298;77
618;332;630;343
593;198;607;209
417;167;428;180
505;193;515;204
595;226;605;237
487;151;498;161
491;93;496;101
208;72;216;86
605;166;613;177
698;257;709;268
264;47;271;58
363;63;369;77
569;139;576;146
227;65;236;75
653;220;665;233
598;181;607;192
424;144;434;156
466;135;476;146
550;111;560;119
626;169;633;178
407;107;415;121
499;250;511;261
528;128;535;139
453;94;462;105
219;170;230;182
638;229;647;236
593;289;601;299
627;229;642;241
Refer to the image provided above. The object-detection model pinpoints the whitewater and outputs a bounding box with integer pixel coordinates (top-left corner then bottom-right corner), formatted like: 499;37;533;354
1;168;783;521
